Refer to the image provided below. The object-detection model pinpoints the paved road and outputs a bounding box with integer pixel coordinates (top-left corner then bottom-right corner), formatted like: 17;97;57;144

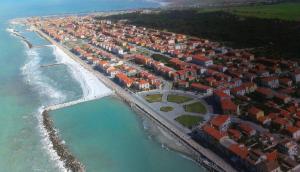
138;90;214;118
36;28;236;172
128;42;172;58
88;41;173;92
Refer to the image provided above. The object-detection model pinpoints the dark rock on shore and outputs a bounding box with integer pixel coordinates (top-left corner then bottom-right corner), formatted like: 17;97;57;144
42;110;85;172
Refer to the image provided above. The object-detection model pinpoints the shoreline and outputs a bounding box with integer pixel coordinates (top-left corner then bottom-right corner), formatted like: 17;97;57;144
110;93;196;156
34;27;235;172
42;110;85;171
50;44;112;100
9;24;111;171
7;28;33;48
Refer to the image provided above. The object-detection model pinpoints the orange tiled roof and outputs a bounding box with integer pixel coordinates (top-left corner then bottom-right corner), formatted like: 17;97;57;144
228;144;248;159
210;115;230;129
192;55;211;62
228;129;241;140
239;123;255;135
248;106;262;116
266;150;278;161
203;125;227;141
285;126;300;134
191;83;211;90
220;99;237;112
116;73;133;85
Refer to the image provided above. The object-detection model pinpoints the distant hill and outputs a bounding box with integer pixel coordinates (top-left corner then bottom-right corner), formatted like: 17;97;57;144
159;0;294;7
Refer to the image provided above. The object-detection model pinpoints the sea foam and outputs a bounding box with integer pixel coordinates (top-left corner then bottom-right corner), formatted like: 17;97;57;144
22;49;67;104
20;30;111;171
50;45;112;99
36;107;68;172
21;48;68;171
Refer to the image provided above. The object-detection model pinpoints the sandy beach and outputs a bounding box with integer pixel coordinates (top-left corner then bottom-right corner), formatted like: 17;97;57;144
51;45;112;100
32;26;235;172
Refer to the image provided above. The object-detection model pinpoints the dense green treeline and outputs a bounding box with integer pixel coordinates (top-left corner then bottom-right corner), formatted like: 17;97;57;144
98;9;300;59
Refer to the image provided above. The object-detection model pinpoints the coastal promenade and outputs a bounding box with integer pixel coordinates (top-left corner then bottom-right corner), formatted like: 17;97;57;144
35;28;236;172
44;92;112;111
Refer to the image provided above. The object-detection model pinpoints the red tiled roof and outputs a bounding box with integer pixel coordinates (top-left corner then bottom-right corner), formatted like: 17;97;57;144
210;115;230;129
239;123;255;135
256;87;273;96
268;113;278;119
266;150;278;161
285;126;300;134
231;86;245;94
295;112;300;118
220;99;237;112
228;129;241;140
191;83;211;91
295;121;300;128
99;60;108;66
275;93;290;101
279;78;292;84
273;117;289;126
242;82;256;88
192;55;211;62
203;125;227;141
248;106;263;116
206;77;216;83
280;110;291;118
261;76;278;82
177;70;187;75
257;116;270;124
286;105;296;114
116;73;133;85
169;58;187;66
214;90;230;99
139;80;149;85
228;144;248;159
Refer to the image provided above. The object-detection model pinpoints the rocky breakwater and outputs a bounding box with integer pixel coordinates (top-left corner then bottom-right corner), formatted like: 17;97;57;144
42;110;85;172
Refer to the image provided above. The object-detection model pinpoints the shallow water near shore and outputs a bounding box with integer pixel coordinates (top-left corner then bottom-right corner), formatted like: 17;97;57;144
0;0;206;171
50;96;205;172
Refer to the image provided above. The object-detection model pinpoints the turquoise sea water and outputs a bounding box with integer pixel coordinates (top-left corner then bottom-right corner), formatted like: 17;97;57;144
50;97;204;172
0;0;205;171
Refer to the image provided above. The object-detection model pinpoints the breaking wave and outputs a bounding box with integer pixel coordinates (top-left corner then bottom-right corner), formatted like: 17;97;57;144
50;45;112;99
21;48;67;171
21;49;67;104
20;43;112;171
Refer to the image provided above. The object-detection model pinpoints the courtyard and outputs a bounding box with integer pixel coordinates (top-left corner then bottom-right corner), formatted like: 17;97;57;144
139;90;212;132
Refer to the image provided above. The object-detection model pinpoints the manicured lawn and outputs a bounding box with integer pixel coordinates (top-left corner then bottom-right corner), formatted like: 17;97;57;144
184;102;207;114
175;115;203;129
167;95;193;104
144;94;162;103
160;106;174;112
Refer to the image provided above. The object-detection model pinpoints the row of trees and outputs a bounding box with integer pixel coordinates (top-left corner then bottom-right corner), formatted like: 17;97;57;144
97;9;300;59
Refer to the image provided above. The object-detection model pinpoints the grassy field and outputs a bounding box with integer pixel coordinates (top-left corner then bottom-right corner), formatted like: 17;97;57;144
151;54;170;64
167;95;193;104
228;3;300;21
144;94;162;103
197;2;300;21
175;115;203;129
184;102;207;114
160;106;174;112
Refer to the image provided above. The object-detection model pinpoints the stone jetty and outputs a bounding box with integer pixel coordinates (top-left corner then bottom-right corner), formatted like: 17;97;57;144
42;110;85;172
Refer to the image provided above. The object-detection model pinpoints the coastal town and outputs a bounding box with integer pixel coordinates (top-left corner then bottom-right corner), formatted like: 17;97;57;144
26;14;300;172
